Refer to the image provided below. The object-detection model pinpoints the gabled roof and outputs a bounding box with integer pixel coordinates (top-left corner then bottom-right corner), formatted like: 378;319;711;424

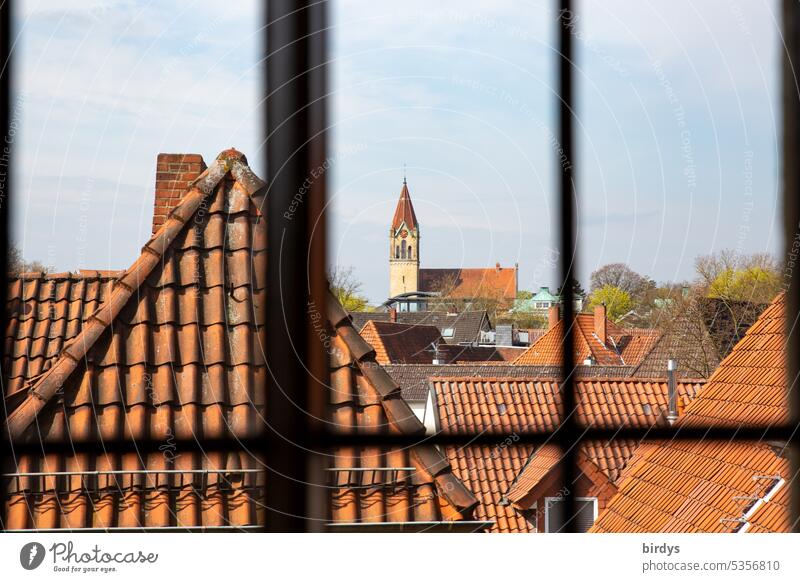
419;267;517;301
590;441;790;533
358;320;509;367
427;376;703;531
391;181;418;231
632;296;764;379
445;444;535;532
430;378;702;436
383;363;637;401
326;294;481;529
681;294;785;428
359;321;443;364
591;293;791;533
504;444;617;508
349;310;490;345
3;149;480;531
513;315;660;367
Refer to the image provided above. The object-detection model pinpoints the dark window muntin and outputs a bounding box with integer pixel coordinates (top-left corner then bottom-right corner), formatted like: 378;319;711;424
0;0;797;533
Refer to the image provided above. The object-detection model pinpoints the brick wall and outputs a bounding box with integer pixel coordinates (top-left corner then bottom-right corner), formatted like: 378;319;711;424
152;153;206;233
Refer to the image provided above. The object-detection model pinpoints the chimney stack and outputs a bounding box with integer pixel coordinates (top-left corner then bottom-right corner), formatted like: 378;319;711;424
431;341;442;365
495;262;501;272
667;359;679;424
548;305;560;329
594;304;607;345
152;153;207;233
389;307;397;322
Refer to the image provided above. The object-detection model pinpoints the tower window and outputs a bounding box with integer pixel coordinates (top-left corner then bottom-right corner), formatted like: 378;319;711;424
408;246;413;259
401;239;406;258
395;246;399;259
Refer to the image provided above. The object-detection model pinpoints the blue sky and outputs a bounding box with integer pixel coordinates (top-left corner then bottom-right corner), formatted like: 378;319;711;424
12;1;782;304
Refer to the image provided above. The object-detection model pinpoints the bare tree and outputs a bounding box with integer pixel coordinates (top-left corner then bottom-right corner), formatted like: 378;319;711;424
9;243;52;275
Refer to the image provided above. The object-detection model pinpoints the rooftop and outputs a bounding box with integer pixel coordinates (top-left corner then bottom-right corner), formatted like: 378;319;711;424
3;150;481;532
591;294;789;533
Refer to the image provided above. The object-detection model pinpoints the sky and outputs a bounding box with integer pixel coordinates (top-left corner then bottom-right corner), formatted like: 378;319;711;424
11;0;783;304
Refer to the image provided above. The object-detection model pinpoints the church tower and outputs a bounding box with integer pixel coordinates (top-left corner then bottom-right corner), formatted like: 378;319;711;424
389;179;420;297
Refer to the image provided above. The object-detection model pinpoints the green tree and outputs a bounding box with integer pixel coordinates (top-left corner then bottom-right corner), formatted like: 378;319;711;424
327;265;369;312
516;289;534;300
588;285;633;322
708;266;780;303
557;277;586;299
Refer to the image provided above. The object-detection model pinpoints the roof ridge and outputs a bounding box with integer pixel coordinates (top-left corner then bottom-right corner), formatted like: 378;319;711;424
8;270;122;281
6;149;265;439
679;292;784;425
326;292;479;518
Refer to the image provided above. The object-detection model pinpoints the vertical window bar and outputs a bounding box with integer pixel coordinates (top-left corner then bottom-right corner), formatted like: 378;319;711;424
0;0;13;531
782;0;800;534
557;0;578;533
264;0;329;532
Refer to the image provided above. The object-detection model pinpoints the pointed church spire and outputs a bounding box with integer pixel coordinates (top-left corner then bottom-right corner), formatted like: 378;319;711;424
391;179;418;231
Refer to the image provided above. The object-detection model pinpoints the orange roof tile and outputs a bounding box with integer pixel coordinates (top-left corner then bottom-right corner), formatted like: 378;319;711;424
681;295;786;428
429;376;702;530
430;377;702;435
3;150;480;531
590;441;789;533
505;444;617;507
445;445;535;533
592;294;791;533
513;315;660;367
419;267;517;301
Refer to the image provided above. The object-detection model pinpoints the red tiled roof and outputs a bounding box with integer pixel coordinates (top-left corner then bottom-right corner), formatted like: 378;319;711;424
3;150;480;531
391;181;418;231
359;321;442;364
591;294;790;533
445;445;535;533
681;295;785;428
5;272;118;399
358;320;506;366
430;377;702;435
504;444;616;506
349;310;491;345
513;315;660;367
419;267;517;301
504;440;637;509
326;295;481;529
429;376;702;530
590;441;790;533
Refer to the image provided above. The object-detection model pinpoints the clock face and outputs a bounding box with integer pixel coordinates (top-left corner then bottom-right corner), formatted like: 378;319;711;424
400;230;408;238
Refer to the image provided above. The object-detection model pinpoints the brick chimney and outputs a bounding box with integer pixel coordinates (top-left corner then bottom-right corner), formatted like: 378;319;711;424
594;304;607;345
389;307;397;322
548;305;560;329
152;153;206;233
